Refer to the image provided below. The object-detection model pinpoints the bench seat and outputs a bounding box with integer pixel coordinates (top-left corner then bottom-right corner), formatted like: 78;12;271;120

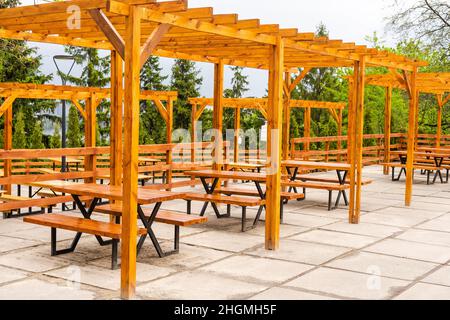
94;203;208;227
295;175;373;186
183;192;265;232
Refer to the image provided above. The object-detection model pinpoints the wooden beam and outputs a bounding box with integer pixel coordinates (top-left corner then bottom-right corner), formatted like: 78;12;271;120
89;8;125;59
405;68;418;206
3;100;13;195
121;4;141;300
402;70;412;98
110;49;123;190
71;99;87;119
349;57;365;224
436;94;443;148
289;67;311;92
384;86;392;175
212;61;224;170
84;95;97;183
153;99;169;124
165;97;173;188
0;95;16;117
140;23;171;69
234;106;241;163
282;71;291;160
304;107;311;159
265;37;283;250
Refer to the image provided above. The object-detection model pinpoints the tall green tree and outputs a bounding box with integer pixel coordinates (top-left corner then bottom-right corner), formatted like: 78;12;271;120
63;47;110;145
140;56;168;144
170;59;203;130
29;121;45;149
67;105;82;148
12;111;26;149
224;66;250;131
50;122;62;149
0;1;53;148
291;24;346;149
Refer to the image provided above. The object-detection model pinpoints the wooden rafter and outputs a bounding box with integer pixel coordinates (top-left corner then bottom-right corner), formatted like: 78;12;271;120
70;99;87;119
140;23;171;69
89;8;125;58
289;67;311;92
0;95;17;117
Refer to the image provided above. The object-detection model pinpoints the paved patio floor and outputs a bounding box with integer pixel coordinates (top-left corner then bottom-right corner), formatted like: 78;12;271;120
1;165;450;300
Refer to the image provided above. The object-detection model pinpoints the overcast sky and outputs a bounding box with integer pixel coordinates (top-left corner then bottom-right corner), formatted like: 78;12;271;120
22;0;406;97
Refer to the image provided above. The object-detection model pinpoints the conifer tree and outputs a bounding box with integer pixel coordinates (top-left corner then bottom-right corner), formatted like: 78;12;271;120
170;59;203;130
12;111;26;149
140;56;168;144
29;121;45;149
50;122;62;149
67;106;82;148
0;1;53;148
63;47;109;144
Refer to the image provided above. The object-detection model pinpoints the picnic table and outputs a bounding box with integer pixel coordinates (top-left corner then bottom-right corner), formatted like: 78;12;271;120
184;170;267;230
31;181;184;259
282;160;351;210
390;150;449;183
47;157;83;172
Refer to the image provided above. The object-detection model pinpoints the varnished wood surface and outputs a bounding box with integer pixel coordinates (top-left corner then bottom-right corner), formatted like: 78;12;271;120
282;160;351;171
185;170;267;182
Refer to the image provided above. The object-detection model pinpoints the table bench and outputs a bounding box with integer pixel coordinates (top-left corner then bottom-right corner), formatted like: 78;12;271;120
94;203;207;255
281;180;350;211
383;162;449;184
213;187;305;223
24;214;147;269
183;192;265;232
295;175;373;186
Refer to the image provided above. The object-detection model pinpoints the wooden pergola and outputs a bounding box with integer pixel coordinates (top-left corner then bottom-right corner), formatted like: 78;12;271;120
0;0;426;299
351;72;450;205
189;97;345;163
0;82;177;193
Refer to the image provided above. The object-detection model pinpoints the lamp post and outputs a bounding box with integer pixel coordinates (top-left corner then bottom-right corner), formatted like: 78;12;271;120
53;55;76;172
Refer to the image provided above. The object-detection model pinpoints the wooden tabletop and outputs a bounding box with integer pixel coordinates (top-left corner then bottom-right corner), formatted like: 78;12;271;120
417;147;450;154
391;150;450;158
185;170;267;182
33;181;184;205
95;170;152;181
139;157;161;163
282;160;351;171
47;157;84;164
227;162;265;169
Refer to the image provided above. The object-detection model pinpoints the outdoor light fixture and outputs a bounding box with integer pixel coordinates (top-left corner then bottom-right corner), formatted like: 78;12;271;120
53;55;76;172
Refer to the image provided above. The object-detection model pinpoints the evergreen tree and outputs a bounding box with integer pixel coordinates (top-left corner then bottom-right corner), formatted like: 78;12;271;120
0;1;53;148
224;66;250;132
12;111;26;149
63;47;110;145
29;121;45;149
170;59;203;130
50;122;62;149
67;106;82;148
140;56;168;144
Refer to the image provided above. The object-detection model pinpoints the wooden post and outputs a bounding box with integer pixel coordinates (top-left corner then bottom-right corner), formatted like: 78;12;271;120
191;104;197;164
212;61;224;171
337;108;343;162
304;107;311;160
384;86;392;175
3;102;12;195
282;72;291;160
405;68;418;206
110;50;123;188
415;91;420;149
349;57;365;224
265;37;283;250
436;94;443;148
347;79;355;164
84;95;97;182
121;5;141;300
234;107;241;163
166;97;173;187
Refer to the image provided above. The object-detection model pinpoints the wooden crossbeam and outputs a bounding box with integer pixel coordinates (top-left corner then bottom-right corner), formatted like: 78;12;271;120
289;67;311;92
402;70;412;98
153;99;169;124
71;99;87;119
0;95;17;117
89;8;125;59
140;23;171;69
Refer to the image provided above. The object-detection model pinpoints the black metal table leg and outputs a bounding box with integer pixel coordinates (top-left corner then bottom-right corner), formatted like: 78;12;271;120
198;177;229;219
